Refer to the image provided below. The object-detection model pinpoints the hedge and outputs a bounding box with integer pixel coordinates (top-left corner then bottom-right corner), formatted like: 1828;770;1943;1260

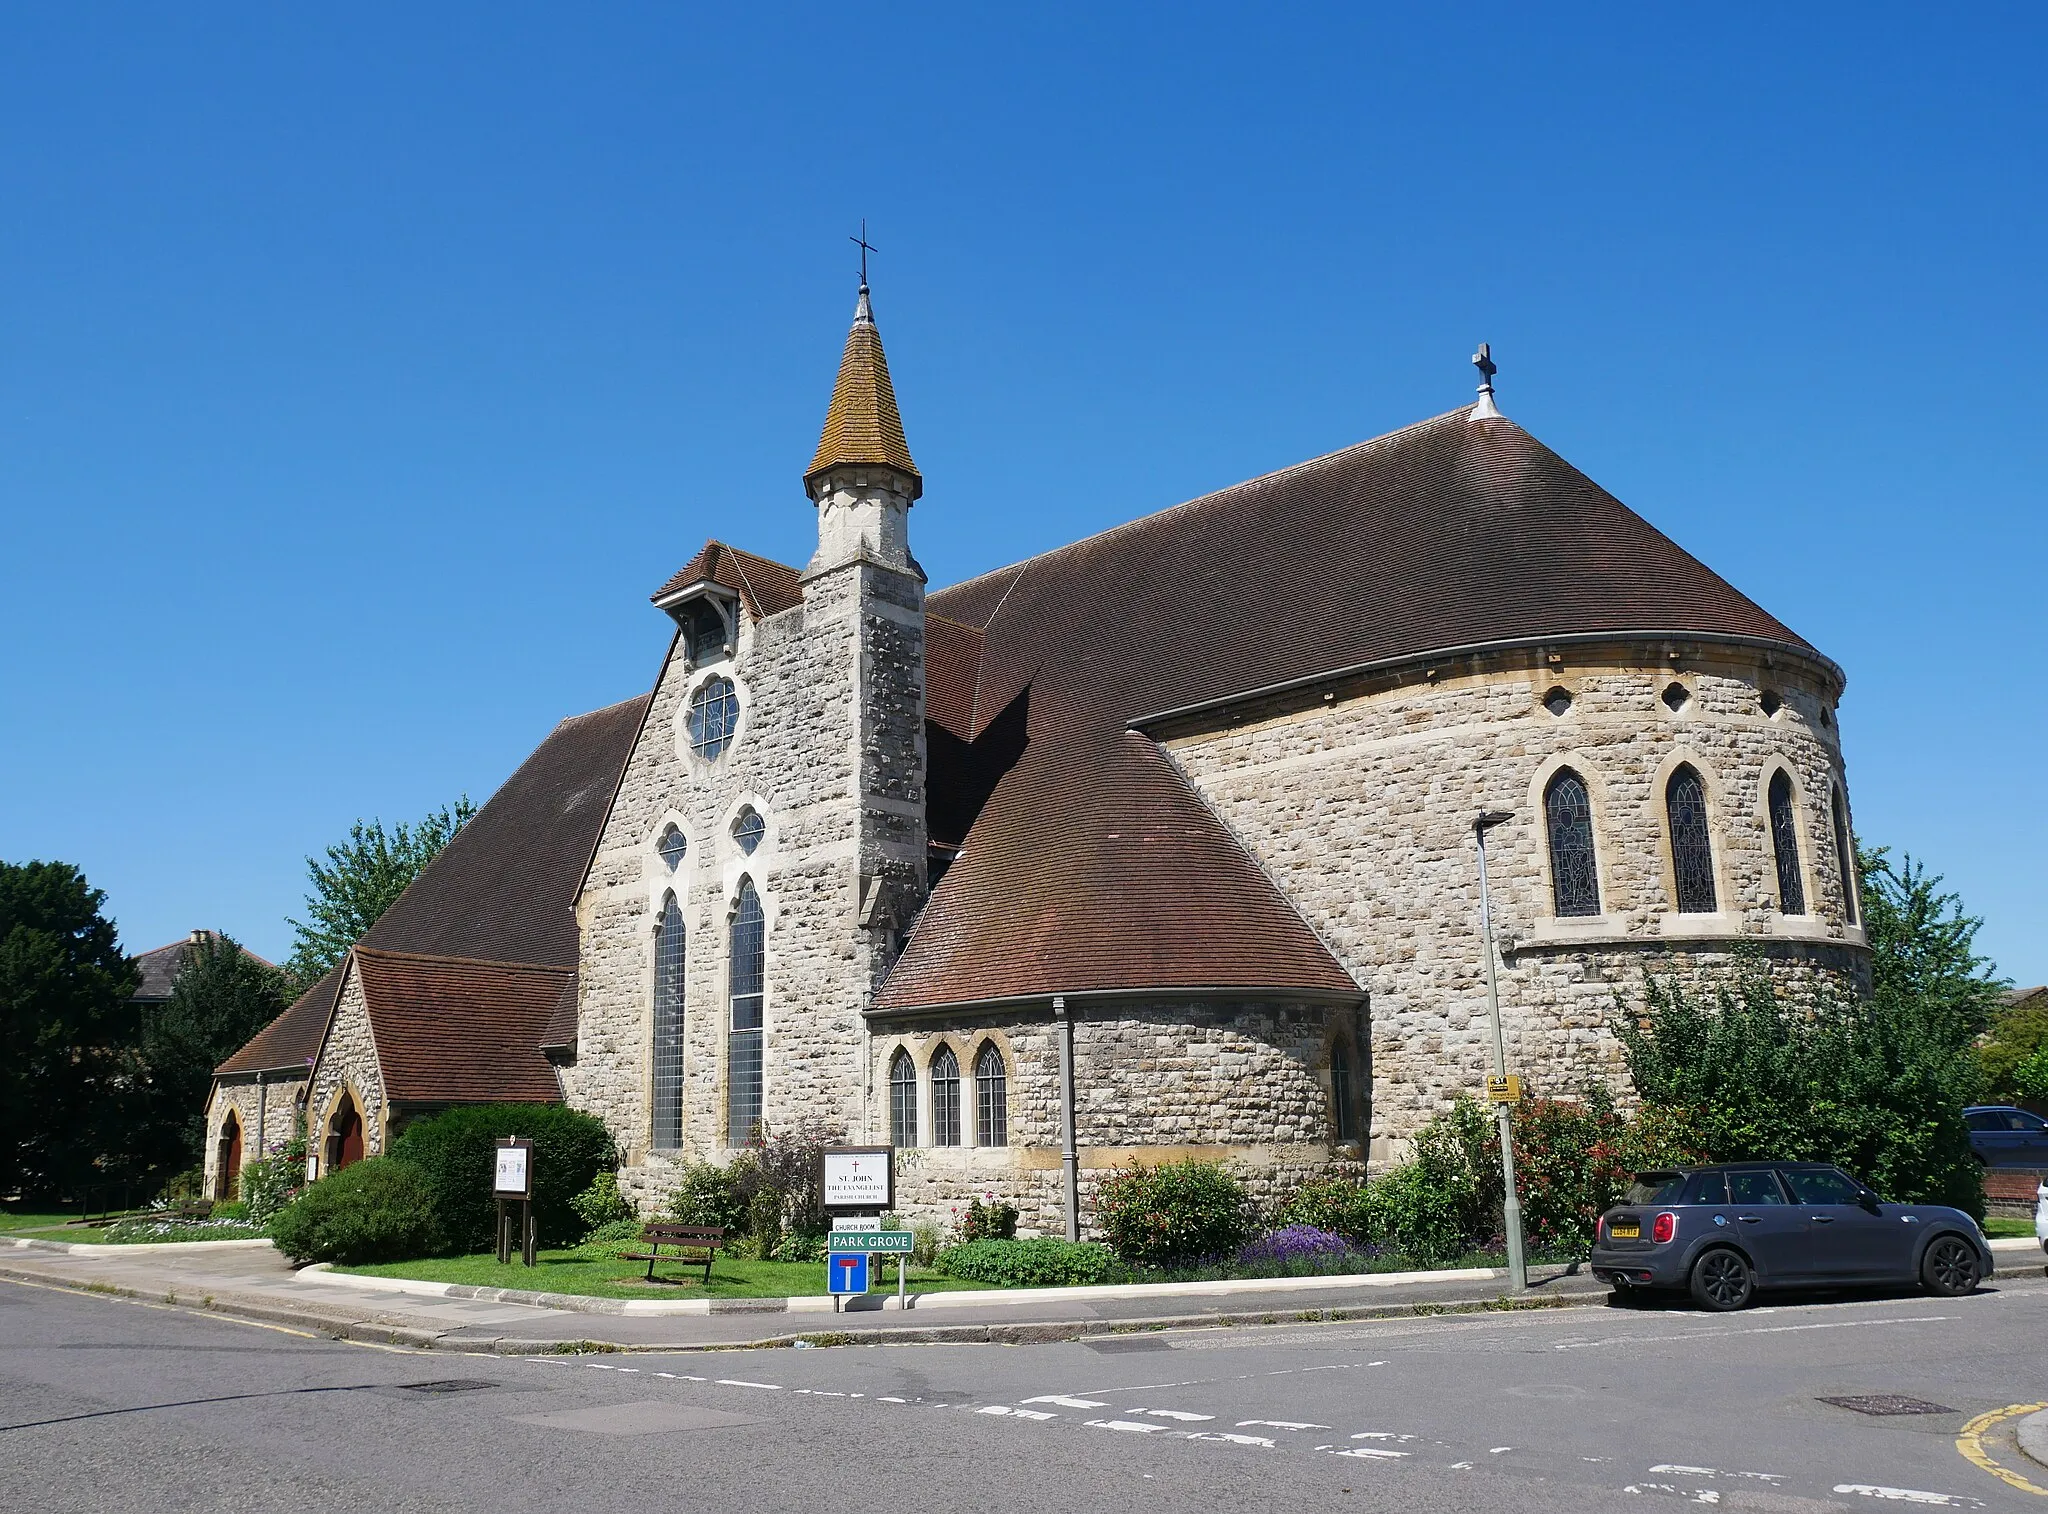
387;1103;616;1252
270;1157;439;1264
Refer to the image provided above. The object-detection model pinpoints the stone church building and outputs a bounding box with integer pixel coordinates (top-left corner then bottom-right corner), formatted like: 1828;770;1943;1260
209;284;1866;1230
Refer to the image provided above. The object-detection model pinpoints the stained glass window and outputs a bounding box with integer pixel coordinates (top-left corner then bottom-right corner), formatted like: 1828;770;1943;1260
657;824;687;871
732;808;766;855
727;880;764;1143
1833;782;1858;924
930;1045;961;1147
686;601;728;664
1544;769;1601;918
1331;1040;1358;1143
1768;770;1806;915
889;1050;917;1148
688;677;740;761
652;892;685;1150
974;1042;1007;1147
1667;765;1718;913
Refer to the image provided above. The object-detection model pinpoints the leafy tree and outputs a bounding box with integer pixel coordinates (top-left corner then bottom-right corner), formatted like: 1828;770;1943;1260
136;933;293;1173
284;798;475;987
0;861;140;1201
1858;845;2007;1040
1979;993;2048;1106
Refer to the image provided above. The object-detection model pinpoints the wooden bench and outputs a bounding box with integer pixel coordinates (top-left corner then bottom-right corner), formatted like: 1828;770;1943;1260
172;1201;215;1222
618;1223;726;1284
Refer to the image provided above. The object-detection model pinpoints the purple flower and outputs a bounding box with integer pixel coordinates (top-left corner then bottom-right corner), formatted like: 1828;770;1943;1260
1236;1225;1357;1266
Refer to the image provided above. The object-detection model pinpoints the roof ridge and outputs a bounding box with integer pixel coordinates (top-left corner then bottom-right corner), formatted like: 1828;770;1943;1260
353;945;576;975
933;407;1476;606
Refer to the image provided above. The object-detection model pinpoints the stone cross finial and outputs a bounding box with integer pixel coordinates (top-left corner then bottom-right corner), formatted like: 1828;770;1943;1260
1470;342;1503;419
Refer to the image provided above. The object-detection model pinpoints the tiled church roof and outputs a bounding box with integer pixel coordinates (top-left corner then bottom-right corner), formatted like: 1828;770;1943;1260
805;286;920;490
353;949;569;1104
877;405;1821;1010
213;696;649;1083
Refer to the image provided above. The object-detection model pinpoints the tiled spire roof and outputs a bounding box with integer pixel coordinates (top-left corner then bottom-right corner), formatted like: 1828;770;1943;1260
805;285;920;493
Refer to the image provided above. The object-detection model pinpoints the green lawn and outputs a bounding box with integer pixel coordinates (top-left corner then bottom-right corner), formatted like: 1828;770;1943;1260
1983;1217;2041;1239
334;1249;995;1301
0;1210;99;1243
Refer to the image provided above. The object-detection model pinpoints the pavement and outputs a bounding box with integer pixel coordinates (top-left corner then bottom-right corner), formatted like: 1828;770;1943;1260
3;1236;2041;1354
4;1261;2046;1512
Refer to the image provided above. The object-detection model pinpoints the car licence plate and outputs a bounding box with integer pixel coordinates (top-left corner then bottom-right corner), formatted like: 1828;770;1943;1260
1609;1221;1640;1239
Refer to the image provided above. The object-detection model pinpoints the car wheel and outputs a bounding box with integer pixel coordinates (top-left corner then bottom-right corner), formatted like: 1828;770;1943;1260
1920;1235;1980;1297
1689;1249;1754;1312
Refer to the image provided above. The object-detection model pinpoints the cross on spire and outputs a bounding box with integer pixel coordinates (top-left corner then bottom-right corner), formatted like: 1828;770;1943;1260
1470;341;1503;420
850;220;877;289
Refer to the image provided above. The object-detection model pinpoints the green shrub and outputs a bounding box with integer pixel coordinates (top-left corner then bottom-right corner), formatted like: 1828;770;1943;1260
666;1161;748;1232
241;1129;308;1224
1093;1159;1252;1269
568;1217;647;1260
1357;1162;1481;1268
954;1196;1018;1242
774;1231;827;1263
1272;1177;1372;1243
747;1188;781;1260
387;1104;616;1252
937;1237;1123;1287
570;1171;634;1237
269;1158;440;1264
210;1199;250;1221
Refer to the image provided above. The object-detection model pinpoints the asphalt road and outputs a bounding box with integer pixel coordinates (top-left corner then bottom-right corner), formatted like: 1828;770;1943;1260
3;1271;2045;1513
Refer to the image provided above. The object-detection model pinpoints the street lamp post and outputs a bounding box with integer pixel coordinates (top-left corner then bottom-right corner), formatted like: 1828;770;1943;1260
1474;809;1528;1292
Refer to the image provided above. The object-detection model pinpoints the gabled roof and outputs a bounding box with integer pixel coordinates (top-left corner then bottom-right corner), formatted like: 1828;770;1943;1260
651;541;805;619
132;934;273;1004
213;696;648;1087
215;964;339;1077
881;406;1825;1011
805;286;920;490
353;949;568;1104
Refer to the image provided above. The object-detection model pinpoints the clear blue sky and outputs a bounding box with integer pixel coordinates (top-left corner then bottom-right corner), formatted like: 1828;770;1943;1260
3;7;2042;983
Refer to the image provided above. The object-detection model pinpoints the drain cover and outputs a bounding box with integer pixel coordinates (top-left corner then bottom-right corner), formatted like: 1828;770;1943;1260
399;1380;496;1394
1817;1395;1958;1416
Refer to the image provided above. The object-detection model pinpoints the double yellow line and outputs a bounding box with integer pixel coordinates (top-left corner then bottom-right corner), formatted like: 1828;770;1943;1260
1958;1401;2048;1497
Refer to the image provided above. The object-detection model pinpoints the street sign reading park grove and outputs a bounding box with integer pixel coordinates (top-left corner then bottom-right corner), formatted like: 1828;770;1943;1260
825;1230;914;1253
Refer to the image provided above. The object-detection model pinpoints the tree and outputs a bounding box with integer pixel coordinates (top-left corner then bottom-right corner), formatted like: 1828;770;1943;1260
136;933;294;1173
1979;993;2048;1106
0;861;140;1201
284;798;475;986
1617;844;2003;1217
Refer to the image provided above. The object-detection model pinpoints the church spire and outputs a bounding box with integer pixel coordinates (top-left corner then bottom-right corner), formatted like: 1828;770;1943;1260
804;280;921;499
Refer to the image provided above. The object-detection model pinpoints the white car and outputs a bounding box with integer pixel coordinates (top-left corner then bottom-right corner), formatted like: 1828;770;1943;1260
2037;1179;2048;1254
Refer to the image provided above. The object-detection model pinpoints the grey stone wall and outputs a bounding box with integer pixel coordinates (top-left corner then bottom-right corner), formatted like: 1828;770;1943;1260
307;962;387;1172
872;997;1364;1238
572;540;926;1210
1160;639;1868;1160
203;1072;308;1195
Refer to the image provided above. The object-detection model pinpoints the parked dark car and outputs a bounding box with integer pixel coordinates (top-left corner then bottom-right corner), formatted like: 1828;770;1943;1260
1590;1162;1991;1312
1964;1105;2048;1167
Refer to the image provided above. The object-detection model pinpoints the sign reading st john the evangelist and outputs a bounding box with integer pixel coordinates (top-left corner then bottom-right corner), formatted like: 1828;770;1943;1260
821;1146;892;1210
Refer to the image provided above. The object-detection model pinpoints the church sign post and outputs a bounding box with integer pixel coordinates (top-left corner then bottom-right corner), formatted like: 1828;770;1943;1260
494;1137;536;1267
821;1146;896;1310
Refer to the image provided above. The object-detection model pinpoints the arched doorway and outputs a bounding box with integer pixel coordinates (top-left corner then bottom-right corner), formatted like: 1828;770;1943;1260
215;1111;243;1200
325;1092;364;1174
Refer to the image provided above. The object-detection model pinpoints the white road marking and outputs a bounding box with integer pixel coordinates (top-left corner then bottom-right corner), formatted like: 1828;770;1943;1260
1832;1487;1985;1508
1623;1484;1719;1504
1185;1432;1275;1448
714;1379;781;1390
1328;1447;1410;1460
1137;1408;1214;1421
878;1396;909;1403
1489;1446;1514;1453
1023;1394;1109;1409
976;1406;1055;1421
1557;1316;1953;1351
1450;1461;1475;1470
1350;1432;1418;1442
1087;1418;1168;1434
1238;1419;1329;1430
1649;1464;1785;1484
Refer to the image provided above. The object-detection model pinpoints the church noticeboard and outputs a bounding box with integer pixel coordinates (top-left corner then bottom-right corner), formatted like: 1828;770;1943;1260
821;1146;892;1210
494;1138;533;1198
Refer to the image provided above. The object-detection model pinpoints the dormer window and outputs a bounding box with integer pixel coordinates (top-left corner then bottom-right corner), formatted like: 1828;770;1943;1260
683;599;731;665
